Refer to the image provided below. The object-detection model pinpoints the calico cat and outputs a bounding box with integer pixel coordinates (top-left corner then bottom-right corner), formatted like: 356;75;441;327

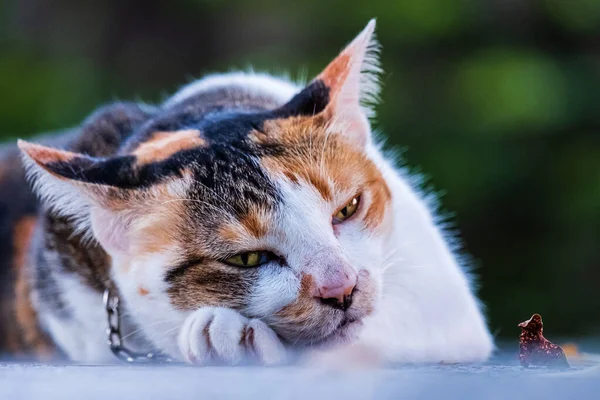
0;20;493;364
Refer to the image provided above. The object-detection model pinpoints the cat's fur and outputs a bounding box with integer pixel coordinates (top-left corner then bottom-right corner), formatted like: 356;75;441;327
0;20;493;364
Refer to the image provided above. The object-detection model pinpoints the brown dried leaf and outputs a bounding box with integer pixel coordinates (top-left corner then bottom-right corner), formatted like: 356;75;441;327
518;313;569;368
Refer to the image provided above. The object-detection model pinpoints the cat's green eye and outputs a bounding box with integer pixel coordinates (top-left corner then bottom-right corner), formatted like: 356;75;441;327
333;195;361;224
224;251;272;267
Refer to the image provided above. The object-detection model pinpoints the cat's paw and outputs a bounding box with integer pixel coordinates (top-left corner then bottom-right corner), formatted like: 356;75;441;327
178;307;287;366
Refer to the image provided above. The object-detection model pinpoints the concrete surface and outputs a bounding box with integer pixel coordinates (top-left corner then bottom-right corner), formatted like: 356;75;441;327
1;360;599;399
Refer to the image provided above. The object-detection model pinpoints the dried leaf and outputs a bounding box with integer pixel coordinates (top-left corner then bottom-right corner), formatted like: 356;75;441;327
518;313;569;368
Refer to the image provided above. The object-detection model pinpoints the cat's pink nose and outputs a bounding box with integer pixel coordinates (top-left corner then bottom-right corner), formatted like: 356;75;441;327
317;273;357;311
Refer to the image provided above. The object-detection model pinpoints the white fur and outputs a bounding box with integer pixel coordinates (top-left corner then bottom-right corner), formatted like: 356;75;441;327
163;72;300;109
36;266;113;363
18;144;94;240
350;143;494;363
110;251;188;358
246;263;299;317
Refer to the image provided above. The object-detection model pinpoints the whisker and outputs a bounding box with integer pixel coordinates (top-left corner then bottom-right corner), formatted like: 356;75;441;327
162;326;182;336
120;319;180;341
160;198;232;216
378;247;402;272
187;177;236;211
309;103;318;160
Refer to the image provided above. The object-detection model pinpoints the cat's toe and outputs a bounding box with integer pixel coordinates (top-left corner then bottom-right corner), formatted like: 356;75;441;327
244;319;287;366
207;308;248;365
178;307;217;365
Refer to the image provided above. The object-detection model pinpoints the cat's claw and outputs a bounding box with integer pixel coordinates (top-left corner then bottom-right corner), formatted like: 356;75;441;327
178;307;287;366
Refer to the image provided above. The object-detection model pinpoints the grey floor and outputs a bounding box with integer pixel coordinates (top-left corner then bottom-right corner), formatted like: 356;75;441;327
1;360;599;400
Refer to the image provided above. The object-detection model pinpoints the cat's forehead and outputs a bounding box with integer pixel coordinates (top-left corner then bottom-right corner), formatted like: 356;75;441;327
92;86;383;250
116;80;331;187
130;105;372;196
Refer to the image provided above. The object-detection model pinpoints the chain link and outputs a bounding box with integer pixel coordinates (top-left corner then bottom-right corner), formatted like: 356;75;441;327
103;288;174;364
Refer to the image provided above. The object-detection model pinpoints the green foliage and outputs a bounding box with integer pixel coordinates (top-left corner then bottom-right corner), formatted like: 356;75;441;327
450;49;568;135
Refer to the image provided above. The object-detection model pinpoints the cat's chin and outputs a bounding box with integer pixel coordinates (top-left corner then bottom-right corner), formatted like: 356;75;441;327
308;317;364;349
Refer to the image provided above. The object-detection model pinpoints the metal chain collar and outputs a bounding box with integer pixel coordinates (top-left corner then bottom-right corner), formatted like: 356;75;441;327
103;287;173;364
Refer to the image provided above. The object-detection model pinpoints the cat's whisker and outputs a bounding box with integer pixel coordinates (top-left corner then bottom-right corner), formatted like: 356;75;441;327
319;113;348;175
319;128;333;175
160;198;232;216
161;326;182;337
120;319;181;342
117;311;136;319
378;247;402;272
308;105;316;160
187;176;236;211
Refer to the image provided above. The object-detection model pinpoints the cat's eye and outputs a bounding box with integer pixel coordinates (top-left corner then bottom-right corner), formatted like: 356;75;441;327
333;195;361;224
223;251;273;267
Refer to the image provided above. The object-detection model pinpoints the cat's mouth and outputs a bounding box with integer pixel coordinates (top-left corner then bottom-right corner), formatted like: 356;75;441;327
309;275;376;347
270;269;376;348
270;306;368;349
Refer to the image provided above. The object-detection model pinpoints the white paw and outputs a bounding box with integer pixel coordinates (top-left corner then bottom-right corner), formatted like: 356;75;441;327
178;307;287;366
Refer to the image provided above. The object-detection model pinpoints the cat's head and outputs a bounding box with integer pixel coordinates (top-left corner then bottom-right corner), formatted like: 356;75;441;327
19;20;393;352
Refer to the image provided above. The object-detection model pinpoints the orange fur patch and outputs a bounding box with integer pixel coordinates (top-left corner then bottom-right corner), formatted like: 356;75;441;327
240;208;268;238
318;53;352;98
13;216;55;358
18;141;79;165
276;273;317;322
133;129;206;165
258;117;391;231
131;205;184;254
17;141;83;181
362;176;392;231
216;208;270;244
138;287;150;296
128;178;190;254
218;223;244;245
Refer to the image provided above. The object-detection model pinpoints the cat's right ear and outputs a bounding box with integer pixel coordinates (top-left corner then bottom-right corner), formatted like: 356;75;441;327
18;140;140;254
17;139;190;256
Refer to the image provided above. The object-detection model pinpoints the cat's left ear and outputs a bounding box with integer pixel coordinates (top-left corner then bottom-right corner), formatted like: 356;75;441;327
285;19;381;147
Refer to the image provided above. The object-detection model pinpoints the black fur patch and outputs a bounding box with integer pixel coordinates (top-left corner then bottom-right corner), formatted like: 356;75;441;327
73;102;156;157
165;257;206;283
277;79;330;117
166;258;260;311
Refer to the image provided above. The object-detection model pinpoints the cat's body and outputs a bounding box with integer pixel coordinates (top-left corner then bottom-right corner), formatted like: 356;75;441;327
0;21;493;364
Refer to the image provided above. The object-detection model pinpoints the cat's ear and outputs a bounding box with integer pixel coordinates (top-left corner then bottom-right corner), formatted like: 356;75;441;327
18;140;171;255
284;19;381;147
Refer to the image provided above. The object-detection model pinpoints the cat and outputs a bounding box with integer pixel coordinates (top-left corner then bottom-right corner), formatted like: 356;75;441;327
0;20;493;364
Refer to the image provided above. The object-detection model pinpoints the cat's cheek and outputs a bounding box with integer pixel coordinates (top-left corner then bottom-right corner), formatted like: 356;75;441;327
110;253;188;357
245;263;300;318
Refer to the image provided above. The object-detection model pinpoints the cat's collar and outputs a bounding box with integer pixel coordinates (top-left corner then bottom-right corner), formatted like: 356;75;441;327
103;286;174;364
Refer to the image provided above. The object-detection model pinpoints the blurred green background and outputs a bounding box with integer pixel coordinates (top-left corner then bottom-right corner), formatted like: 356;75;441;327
1;0;599;339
